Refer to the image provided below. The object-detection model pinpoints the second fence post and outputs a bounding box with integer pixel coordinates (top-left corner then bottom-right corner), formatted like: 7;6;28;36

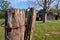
24;8;36;40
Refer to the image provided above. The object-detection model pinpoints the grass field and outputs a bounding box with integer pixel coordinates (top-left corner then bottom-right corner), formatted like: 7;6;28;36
0;19;5;40
33;20;60;40
0;19;60;40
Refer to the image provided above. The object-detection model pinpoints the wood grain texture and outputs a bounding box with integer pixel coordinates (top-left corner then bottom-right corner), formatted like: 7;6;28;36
5;8;25;40
24;8;36;40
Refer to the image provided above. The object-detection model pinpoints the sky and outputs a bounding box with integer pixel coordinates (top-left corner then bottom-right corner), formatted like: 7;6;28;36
8;0;35;9
8;0;44;10
8;0;60;10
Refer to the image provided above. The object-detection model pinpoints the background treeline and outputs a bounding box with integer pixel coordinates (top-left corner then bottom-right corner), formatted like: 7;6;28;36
0;0;11;19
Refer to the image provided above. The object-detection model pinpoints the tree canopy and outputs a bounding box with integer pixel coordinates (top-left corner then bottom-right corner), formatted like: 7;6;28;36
0;0;10;19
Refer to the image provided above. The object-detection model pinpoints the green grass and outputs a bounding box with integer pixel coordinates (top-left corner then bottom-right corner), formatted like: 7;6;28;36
0;19;5;40
0;19;60;40
33;20;60;40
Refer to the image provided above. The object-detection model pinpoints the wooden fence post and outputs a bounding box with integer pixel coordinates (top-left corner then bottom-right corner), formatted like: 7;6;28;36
5;8;25;40
24;8;36;40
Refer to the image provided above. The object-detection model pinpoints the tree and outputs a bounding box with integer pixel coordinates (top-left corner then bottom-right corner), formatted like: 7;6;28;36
26;0;55;23
0;0;10;10
54;0;60;20
50;9;57;15
0;0;10;19
38;0;55;23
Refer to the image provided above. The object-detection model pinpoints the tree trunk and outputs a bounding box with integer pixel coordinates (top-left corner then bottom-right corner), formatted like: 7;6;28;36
24;8;36;40
5;8;25;40
43;0;47;23
43;13;47;23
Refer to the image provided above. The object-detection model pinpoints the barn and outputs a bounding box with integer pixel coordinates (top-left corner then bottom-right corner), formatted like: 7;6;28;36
36;10;57;21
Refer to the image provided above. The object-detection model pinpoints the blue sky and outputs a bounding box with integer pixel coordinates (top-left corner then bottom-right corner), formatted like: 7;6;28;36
8;0;43;10
8;0;60;10
8;0;28;9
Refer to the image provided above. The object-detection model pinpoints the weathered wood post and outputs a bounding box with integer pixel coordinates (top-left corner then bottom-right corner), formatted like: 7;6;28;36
24;8;36;40
5;8;25;40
